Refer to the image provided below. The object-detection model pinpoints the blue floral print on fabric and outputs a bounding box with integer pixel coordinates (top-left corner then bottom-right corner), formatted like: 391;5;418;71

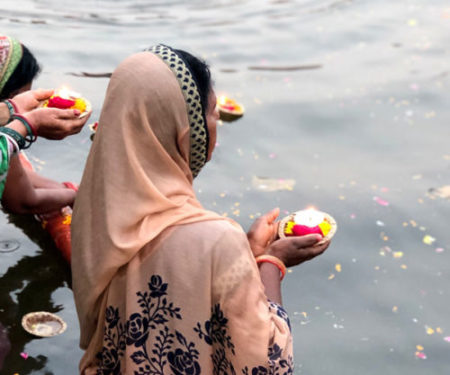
96;275;293;375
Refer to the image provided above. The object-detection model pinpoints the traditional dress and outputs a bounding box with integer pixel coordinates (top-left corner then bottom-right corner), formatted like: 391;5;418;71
0;35;23;94
71;46;293;375
0;35;23;198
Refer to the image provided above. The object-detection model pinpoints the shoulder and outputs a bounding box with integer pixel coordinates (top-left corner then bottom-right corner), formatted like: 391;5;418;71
173;219;248;250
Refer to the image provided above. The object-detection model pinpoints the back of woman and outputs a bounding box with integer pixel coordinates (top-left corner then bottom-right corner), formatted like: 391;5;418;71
72;45;316;374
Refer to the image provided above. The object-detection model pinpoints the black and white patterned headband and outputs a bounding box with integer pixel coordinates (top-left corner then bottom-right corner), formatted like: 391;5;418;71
146;44;209;178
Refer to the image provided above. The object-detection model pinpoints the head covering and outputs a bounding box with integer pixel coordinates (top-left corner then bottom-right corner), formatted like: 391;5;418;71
146;44;209;178
0;35;23;94
71;46;227;348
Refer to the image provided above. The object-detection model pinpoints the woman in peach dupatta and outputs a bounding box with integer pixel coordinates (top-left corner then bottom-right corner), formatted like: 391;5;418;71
71;45;330;375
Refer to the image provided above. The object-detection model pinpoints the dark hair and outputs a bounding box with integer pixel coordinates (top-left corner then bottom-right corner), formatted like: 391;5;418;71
174;49;212;112
0;44;41;100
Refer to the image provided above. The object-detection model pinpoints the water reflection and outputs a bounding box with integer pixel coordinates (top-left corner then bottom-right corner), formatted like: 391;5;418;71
0;214;69;374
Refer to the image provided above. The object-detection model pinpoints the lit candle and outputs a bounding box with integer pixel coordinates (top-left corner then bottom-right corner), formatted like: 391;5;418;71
294;208;324;227
57;86;72;99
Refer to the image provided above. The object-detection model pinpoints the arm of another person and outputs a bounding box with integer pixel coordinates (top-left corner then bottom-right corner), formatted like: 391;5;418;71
0;89;55;126
0;108;90;213
1;155;75;214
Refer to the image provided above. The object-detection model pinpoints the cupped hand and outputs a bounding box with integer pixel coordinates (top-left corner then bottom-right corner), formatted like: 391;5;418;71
267;234;330;268
247;208;280;257
12;89;54;113
25;107;91;140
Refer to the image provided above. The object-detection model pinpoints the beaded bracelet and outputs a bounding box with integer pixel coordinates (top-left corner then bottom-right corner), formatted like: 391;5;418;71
1;99;17;117
10;114;37;145
0;127;26;150
255;254;287;281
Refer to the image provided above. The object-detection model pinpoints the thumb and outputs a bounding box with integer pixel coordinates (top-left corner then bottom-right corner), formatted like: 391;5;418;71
33;88;54;101
57;108;81;119
292;234;323;248
266;207;280;223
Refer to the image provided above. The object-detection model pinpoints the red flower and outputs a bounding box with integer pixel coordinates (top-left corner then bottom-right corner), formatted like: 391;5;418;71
292;224;322;236
47;96;76;109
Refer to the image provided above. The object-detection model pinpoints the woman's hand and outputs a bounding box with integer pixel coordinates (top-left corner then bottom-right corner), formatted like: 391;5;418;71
267;234;330;268
12;89;54;113
247;208;280;257
25;107;91;139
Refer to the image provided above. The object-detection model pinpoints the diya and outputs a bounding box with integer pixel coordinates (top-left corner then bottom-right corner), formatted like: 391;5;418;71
21;311;67;337
278;208;337;245
217;95;244;122
41;87;91;118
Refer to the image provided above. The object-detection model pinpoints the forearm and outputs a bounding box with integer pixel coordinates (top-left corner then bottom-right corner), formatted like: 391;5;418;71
25;168;64;189
1;155;75;214
24;188;75;214
258;262;283;305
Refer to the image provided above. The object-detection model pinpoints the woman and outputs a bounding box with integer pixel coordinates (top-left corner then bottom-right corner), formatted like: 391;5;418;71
0;34;88;214
72;45;329;374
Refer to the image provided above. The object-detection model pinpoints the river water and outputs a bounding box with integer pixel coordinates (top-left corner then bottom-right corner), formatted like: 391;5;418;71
1;0;449;374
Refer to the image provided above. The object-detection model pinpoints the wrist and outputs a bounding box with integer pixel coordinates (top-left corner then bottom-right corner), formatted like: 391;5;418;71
0;102;10;125
255;254;286;280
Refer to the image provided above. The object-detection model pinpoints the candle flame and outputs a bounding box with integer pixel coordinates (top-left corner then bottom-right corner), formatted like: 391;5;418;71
57;86;81;100
58;86;71;99
217;95;228;106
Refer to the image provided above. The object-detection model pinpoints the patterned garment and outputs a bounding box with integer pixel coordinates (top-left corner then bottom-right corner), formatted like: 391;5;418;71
83;221;293;375
0;135;10;199
71;49;293;374
0;35;23;93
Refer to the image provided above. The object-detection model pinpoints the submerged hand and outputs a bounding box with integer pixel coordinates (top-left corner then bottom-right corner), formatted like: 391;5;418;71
25;107;91;140
247;208;280;257
12;89;54;113
267;234;330;268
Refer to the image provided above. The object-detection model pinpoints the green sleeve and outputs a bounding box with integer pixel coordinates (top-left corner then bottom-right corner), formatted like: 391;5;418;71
0;135;10;199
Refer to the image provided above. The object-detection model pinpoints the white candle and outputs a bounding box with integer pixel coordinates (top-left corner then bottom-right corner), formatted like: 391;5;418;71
294;209;324;227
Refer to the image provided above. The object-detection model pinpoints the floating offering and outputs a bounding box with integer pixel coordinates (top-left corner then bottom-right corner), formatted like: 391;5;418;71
21;311;67;337
278;208;337;245
217;95;244;122
41;87;91;118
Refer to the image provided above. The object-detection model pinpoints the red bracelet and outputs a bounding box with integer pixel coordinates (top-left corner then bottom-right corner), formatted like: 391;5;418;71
255;255;287;281
11;113;37;138
7;99;18;114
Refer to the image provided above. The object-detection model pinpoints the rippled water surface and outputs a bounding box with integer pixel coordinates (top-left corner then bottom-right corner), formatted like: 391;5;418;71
1;0;450;373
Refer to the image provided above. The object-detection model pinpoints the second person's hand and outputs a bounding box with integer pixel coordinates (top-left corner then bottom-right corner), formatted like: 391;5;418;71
25;107;91;140
267;234;330;268
12;88;54;113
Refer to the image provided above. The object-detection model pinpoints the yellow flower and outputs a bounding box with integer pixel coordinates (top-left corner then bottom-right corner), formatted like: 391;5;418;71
318;220;331;236
62;214;72;225
285;221;295;235
73;98;87;112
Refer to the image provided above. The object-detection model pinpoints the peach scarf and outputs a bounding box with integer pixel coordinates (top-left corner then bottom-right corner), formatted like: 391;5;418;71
71;50;226;348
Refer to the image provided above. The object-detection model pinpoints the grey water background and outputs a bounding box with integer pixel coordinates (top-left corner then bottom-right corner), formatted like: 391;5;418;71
1;0;450;373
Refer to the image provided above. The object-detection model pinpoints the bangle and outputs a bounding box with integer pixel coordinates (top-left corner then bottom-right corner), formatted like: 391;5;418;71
9;114;37;146
2;99;16;117
62;181;79;192
255;255;286;281
0;127;26;150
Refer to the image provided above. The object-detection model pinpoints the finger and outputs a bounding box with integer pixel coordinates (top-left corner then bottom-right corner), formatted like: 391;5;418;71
33;88;54;101
265;207;280;224
290;234;323;248
54;108;81;119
